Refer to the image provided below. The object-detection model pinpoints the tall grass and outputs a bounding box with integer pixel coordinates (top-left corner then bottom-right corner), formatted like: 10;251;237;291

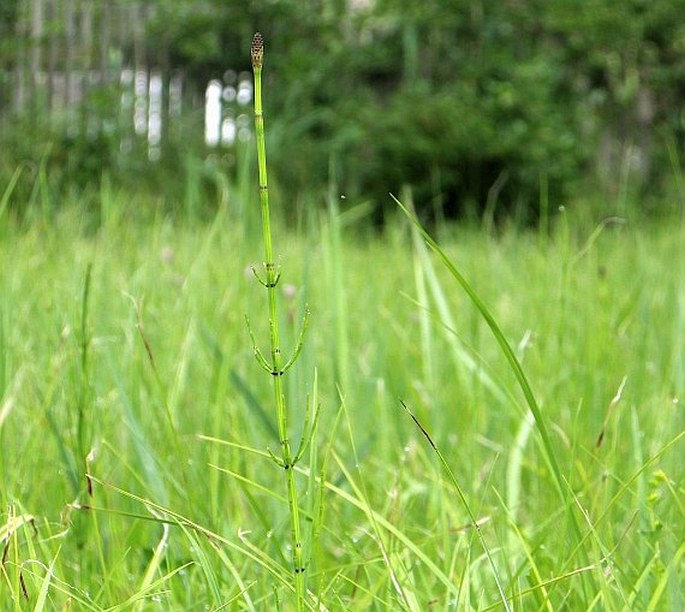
0;98;683;610
1;194;681;608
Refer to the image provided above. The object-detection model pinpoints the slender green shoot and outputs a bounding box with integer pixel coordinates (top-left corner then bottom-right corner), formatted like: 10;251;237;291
77;262;93;483
249;32;316;610
400;400;511;611
0;165;24;229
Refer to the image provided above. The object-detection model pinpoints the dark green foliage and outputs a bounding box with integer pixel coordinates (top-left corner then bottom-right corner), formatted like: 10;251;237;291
0;107;223;223
2;0;683;222
242;0;683;220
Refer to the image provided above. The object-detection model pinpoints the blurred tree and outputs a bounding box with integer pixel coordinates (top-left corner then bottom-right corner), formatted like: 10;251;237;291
2;0;683;221
260;0;683;219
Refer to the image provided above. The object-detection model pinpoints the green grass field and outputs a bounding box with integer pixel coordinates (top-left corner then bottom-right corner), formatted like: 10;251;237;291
0;192;683;609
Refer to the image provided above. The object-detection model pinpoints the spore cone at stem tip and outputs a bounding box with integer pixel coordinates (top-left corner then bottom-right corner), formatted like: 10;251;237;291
251;32;264;69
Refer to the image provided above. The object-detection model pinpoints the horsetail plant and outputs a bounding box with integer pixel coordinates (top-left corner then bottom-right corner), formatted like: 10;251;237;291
247;32;319;610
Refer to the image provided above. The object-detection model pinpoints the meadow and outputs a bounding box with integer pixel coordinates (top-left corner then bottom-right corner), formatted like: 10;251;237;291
0;174;683;610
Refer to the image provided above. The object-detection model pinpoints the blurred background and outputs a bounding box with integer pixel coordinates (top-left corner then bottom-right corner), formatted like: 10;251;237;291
1;0;683;224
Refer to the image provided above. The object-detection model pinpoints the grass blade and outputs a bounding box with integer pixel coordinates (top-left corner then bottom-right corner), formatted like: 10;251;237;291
400;401;511;611
393;194;590;580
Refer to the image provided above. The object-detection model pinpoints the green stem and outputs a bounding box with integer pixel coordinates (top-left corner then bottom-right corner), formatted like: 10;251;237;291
251;32;306;609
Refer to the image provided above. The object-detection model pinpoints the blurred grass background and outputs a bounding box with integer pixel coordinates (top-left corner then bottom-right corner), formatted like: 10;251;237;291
1;1;684;609
1;187;683;607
